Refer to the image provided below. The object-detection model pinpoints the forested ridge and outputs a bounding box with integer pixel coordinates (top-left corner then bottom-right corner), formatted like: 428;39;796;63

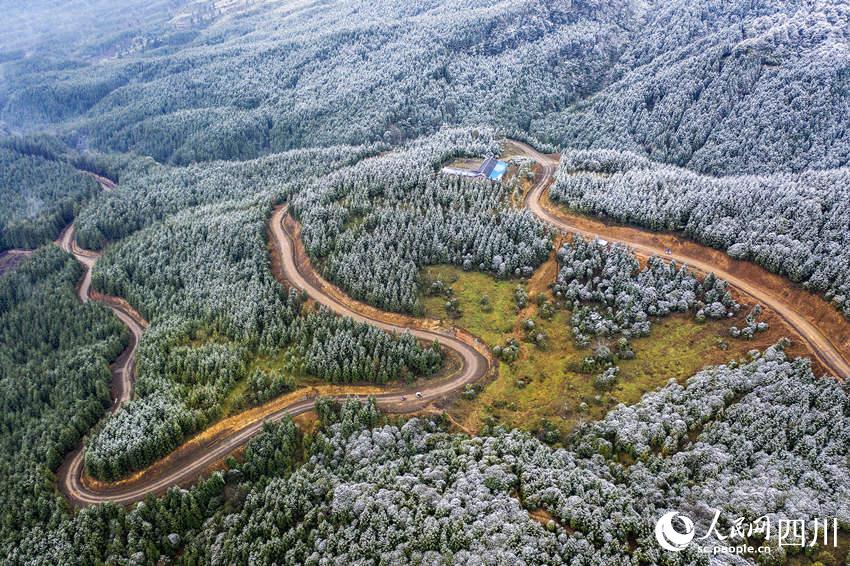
551;150;850;319
0;141;100;251
2;0;850;563
3;1;847;174
294;129;551;314
73;144;379;250
536;1;850;175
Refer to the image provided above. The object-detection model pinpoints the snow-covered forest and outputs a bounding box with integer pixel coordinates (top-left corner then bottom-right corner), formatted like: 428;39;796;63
79;151;444;479
536;2;850;175
554;236;739;347
0;247;128;556
83;130;540;478
3;1;847;174
1;0;849;562
293;130;551;313
11;346;850;565
72;143;378;250
551;151;850;319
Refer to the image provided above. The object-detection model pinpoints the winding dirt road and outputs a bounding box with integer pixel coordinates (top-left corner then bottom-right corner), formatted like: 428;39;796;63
511;140;850;380
57;139;850;506
0;174;113;278
57;223;147;405
58;206;492;506
53;189;149;506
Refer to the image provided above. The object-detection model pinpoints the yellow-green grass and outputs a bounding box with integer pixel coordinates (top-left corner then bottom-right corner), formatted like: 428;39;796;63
786;532;849;566
421;264;521;345
444;157;485;170
221;348;317;416
421;263;795;442
220;376;252;416
617;316;725;403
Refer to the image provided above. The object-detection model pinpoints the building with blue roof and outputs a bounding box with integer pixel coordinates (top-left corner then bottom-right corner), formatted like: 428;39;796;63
441;156;509;181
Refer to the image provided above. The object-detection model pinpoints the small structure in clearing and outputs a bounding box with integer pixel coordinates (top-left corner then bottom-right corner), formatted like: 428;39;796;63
442;156;509;181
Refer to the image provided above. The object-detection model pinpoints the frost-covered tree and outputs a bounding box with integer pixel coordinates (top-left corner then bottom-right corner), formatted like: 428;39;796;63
551;150;850;319
554;235;739;346
293;130;551;314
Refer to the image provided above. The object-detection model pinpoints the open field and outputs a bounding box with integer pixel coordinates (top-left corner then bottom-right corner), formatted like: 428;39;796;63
422;257;817;442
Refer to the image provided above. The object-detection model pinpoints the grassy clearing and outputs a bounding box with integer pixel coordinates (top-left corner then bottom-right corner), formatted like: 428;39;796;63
421;265;519;345
221;348;320;416
422;258;797;444
444;157;485;171
220;377;252;416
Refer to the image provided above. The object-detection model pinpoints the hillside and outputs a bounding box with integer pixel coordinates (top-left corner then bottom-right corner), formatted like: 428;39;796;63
1;1;849;564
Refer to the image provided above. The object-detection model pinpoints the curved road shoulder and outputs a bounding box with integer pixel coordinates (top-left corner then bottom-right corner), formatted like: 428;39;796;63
58;138;850;507
58;205;493;506
510;140;850;380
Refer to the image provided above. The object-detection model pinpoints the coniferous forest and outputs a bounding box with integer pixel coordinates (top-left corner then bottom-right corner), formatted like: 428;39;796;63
1;0;850;564
0;140;100;250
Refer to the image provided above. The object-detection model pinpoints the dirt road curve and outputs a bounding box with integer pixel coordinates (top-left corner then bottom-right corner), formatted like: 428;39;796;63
57;223;146;404
58;140;849;506
58;206;492;506
510;140;850;381
55;192;150;506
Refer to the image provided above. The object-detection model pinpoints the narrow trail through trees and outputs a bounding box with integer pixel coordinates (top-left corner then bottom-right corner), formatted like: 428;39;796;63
56;140;850;507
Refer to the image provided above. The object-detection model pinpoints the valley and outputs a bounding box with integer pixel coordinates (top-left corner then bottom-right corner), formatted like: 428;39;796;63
3;2;849;562
54;141;850;509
